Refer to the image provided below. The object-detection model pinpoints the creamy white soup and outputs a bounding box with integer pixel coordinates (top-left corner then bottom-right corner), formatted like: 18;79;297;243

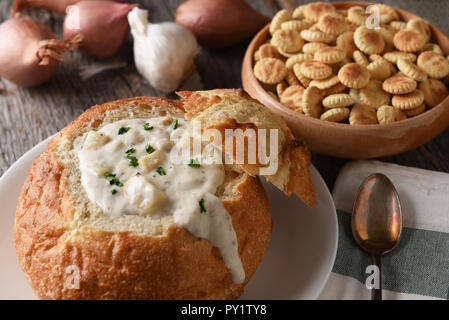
74;117;244;283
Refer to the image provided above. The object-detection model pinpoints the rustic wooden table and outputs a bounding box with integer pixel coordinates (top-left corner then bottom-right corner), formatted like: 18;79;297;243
0;0;448;189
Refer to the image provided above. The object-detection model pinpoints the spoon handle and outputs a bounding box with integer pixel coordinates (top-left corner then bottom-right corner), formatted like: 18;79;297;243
372;255;382;300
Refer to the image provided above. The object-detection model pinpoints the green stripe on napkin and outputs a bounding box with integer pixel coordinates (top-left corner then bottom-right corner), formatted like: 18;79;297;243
333;210;449;299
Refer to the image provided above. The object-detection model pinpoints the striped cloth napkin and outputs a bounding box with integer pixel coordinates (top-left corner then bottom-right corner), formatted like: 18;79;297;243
318;160;449;300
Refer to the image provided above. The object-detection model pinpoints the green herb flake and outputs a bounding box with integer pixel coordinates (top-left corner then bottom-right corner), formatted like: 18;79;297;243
170;119;178;130
118;127;131;135
146;143;156;154
104;172;124;187
105;172;117;185
111;189;117;195
125;148;136;155
127;154;139;167
156;166;166;176
105;172;116;180
188;158;200;168
144;123;154;131
199;198;206;213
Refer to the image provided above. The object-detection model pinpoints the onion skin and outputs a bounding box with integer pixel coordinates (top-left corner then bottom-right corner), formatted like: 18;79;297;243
63;1;137;59
12;0;129;15
0;16;81;87
175;0;270;49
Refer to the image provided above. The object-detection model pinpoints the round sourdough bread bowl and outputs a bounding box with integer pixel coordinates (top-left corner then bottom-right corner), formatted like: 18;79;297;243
14;90;316;299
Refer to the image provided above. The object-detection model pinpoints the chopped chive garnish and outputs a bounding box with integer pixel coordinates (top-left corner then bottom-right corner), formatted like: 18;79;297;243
105;172;116;185
199;198;206;213
118;127;131;135
105;172;116;180
104;172;124;187
156;166;166;176
188;158;200;168
146;143;156;154
144;123;153;131
170;119;178;130
127;154;139;167
111;189;117;195
126;148;136;155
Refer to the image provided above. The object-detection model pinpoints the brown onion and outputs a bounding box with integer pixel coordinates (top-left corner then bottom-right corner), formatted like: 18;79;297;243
12;0;129;15
0;16;82;87
63;0;137;59
175;0;269;49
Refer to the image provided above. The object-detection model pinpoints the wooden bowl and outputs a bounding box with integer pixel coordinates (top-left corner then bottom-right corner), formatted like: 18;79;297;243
242;1;449;159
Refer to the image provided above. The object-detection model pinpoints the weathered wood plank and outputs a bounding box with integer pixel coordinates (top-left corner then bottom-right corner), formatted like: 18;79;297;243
0;0;448;189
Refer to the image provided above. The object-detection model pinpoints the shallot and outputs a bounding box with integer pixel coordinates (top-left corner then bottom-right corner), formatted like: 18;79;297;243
63;1;137;59
175;0;269;49
0;16;82;87
12;0;129;15
128;7;199;93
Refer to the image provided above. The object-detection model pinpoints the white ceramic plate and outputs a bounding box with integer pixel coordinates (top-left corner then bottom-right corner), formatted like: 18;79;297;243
0;135;338;300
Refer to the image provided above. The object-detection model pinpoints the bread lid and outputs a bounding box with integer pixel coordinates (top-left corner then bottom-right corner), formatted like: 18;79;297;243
177;89;317;207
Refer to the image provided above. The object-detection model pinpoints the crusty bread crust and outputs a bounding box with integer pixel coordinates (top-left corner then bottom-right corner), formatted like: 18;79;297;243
178;89;317;207
15;96;272;299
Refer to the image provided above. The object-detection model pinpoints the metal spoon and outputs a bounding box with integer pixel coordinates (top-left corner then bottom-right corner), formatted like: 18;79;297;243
352;173;402;300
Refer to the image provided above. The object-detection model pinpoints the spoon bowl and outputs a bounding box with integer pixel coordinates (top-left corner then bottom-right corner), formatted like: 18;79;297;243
352;173;402;299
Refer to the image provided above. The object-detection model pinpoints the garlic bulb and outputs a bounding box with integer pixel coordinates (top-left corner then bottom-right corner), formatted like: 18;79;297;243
128;8;199;93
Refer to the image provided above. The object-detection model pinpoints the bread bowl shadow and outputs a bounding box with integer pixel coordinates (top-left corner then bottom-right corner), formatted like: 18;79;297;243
242;1;449;159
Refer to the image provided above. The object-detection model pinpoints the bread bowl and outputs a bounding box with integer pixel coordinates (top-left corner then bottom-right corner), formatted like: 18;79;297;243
14;89;316;299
